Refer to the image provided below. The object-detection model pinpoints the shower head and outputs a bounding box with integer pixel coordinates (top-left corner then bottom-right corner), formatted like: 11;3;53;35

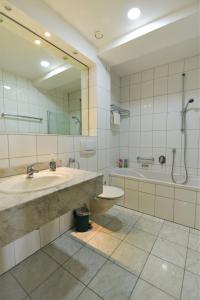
183;99;194;112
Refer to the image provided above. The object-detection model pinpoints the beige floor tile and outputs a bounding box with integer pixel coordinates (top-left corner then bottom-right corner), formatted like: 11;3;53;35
188;232;200;253
111;241;148;275
77;288;102;300
30;267;84;300
87;231;121;257
135;216;163;235
164;220;189;232
152;237;187;268
125;227;156;252
64;246;106;284
130;279;175;300
159;224;188;247
0;272;27;300
141;255;184;298
181;271;200;300
11;251;59;293
43;234;83;264
100;218;133;240
89;260;137;300
186;249;200;276
67;222;101;243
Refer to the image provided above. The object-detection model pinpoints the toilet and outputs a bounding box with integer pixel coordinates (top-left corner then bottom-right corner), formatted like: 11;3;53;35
90;185;124;214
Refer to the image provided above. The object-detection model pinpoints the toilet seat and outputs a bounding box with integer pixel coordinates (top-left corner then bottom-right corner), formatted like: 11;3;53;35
98;185;124;199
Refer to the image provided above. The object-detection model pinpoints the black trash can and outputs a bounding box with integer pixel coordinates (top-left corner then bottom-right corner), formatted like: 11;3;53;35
74;207;90;232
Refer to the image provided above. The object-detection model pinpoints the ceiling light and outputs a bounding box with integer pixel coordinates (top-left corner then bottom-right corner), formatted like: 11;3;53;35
44;32;51;37
95;31;104;39
34;39;41;45
40;61;50;68
127;7;141;20
3;85;11;90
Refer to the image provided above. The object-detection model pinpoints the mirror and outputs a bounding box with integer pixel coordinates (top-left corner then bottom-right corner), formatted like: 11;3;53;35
0;13;89;136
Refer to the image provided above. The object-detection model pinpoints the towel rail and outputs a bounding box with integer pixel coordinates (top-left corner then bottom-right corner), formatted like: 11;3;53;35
1;113;43;122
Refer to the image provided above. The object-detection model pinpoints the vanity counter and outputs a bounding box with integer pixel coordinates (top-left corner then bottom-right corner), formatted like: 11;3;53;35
0;167;103;247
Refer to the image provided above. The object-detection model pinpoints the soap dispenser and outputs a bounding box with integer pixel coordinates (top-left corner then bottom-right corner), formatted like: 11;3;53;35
49;154;56;171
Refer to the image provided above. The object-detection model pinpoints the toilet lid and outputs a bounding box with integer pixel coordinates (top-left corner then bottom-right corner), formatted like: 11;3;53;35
98;185;124;199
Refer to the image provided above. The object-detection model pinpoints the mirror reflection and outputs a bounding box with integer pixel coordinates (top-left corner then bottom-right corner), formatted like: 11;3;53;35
0;13;89;136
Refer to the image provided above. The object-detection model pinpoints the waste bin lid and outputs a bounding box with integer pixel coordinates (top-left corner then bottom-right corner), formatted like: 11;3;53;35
98;185;124;199
75;207;89;216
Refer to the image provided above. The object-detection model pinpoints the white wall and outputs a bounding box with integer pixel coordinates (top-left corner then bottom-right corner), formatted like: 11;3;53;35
119;55;200;175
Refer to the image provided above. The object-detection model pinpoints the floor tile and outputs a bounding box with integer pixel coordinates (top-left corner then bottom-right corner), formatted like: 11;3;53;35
141;255;184;298
111;241;148;275
106;206;122;216
188;232;200;253
116;210;140;226
64;246;106;284
67;222;101;243
30;267;84;300
43;234;83;264
0;272;27;300
87;231;121;257
186;249;200;276
159;224;188;247
77;288;102;300
100;218;133;240
89;260;137;300
181;271;200;300
152;237;187;268
11;250;59;293
90;213;115;226
130;279;175;300
125;227;156;252
164;220;189;232
135;216;163;235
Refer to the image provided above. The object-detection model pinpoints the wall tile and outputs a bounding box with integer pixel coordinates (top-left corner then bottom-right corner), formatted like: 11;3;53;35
9;135;36;157
37;135;57;156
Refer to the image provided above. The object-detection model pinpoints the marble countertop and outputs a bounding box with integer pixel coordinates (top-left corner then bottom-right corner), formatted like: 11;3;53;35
0;167;102;212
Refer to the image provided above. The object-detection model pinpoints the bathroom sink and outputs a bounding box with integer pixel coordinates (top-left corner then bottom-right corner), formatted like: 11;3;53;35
0;171;72;193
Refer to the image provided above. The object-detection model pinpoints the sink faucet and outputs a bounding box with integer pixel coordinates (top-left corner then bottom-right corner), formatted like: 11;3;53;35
26;163;39;178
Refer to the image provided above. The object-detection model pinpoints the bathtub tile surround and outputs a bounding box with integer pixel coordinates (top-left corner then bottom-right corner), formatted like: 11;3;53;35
119;55;200;176
110;170;199;230
0;205;200;300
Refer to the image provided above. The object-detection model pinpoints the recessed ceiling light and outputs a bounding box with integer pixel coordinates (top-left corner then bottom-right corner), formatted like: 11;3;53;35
3;85;11;90
40;60;50;68
44;32;51;37
95;31;104;39
34;39;41;45
127;7;141;20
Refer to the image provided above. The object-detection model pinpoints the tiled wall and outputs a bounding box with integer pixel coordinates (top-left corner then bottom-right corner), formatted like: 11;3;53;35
0;69;70;134
119;55;200;175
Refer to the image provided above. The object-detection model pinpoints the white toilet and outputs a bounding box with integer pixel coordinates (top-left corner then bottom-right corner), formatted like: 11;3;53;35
90;185;124;214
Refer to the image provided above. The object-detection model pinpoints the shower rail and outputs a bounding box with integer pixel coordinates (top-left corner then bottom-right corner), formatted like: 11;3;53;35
1;112;43;122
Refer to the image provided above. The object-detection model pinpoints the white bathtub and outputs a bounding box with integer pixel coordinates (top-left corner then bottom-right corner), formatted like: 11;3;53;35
110;168;200;229
111;168;200;189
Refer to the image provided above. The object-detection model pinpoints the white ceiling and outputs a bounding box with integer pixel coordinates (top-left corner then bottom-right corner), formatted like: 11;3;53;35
43;0;197;48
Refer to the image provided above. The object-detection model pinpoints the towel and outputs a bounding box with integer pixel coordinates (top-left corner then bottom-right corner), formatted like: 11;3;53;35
113;112;120;125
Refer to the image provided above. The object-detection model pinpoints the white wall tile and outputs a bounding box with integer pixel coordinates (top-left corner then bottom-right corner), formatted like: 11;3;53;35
0;243;15;275
40;218;60;247
139;192;155;215
155;196;173;221
124;188;139;210
37;135;57;156
14;230;40;264
9;135;36;157
0;135;8;158
174;200;195;227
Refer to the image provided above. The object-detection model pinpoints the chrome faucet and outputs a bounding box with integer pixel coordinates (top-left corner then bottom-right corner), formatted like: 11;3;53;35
26;163;39;178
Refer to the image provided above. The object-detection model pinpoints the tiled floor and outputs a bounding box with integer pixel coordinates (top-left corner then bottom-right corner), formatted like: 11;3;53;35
1;205;200;300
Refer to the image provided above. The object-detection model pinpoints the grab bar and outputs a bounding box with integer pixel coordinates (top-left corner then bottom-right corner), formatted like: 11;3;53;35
137;157;154;163
1;113;43;122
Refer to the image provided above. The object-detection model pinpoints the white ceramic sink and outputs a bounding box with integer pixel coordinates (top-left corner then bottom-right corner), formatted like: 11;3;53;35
0;171;72;193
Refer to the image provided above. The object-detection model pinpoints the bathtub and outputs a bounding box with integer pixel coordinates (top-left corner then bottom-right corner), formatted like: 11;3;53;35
110;168;200;230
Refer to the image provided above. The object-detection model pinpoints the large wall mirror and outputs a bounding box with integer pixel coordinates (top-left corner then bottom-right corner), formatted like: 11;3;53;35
0;13;89;136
